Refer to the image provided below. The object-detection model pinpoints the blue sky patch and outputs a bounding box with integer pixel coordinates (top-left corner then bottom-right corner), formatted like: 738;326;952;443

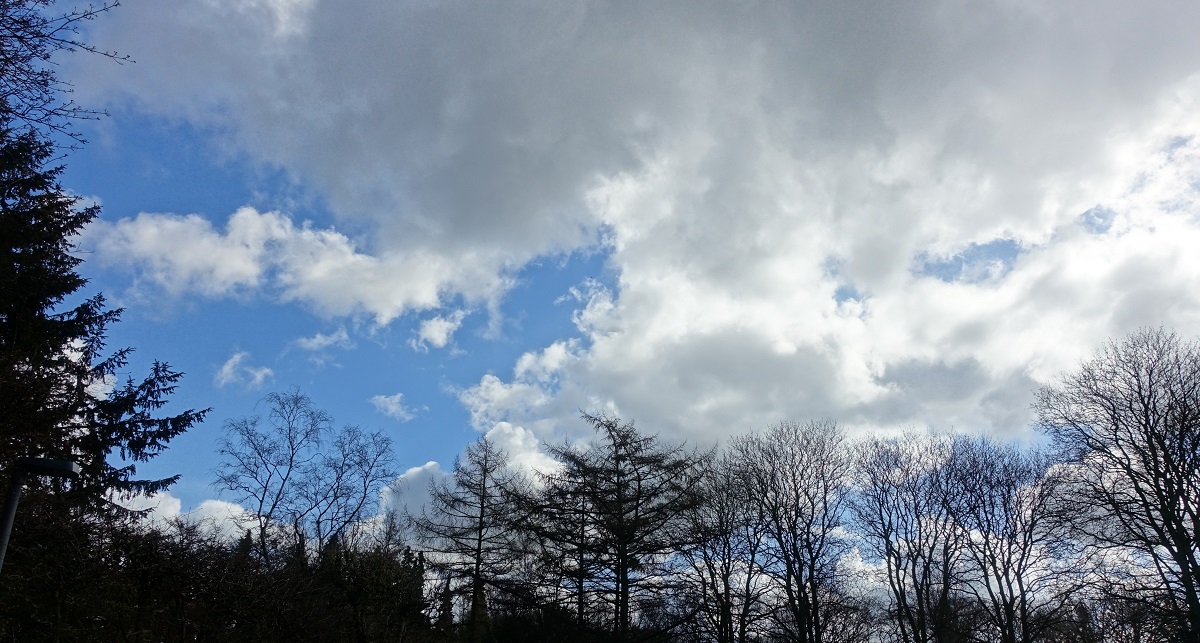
915;239;1023;284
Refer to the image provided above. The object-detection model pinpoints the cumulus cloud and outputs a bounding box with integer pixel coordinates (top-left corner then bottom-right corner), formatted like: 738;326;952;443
381;461;445;517
115;490;183;528
186;498;261;541
82;209;276;297
381;426;561;520
484;422;560;477
214;350;274;389
378;429;557;518
84;207;508;324
370;392;416;422
71;1;1200;446
474;116;1200;444
410;310;467;352
114;492;257;541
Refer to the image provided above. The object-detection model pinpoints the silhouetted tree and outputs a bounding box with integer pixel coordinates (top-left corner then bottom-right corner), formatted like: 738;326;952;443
412;436;522;642
941;435;1075;643
519;413;711;641
0;0;129;142
1035;328;1200;642
0;120;206;636
851;433;969;643
216;389;396;564
0;123;206;508
728;420;852;643
678;452;773;643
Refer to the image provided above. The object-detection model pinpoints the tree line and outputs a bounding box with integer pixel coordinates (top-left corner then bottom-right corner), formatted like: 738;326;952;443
401;333;1200;643
3;322;1198;642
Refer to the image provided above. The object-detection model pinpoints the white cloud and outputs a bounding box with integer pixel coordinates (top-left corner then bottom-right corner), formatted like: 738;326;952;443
84;207;510;324
484;422;560;477
82;208;278;297
379;430;557;518
408;310;468;352
114;492;257;542
370;392;415;422
381;461;445;517
187;498;260;541
294;326;353;351
115;490;183;528
214;350;274;389
71;1;1200;446
86;373;117;400
461;102;1200;446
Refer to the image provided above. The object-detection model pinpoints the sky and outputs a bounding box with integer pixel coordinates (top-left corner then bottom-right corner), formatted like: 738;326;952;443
52;0;1200;519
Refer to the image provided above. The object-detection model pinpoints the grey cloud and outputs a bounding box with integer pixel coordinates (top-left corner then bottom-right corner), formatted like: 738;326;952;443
76;1;1200;271
71;1;1200;443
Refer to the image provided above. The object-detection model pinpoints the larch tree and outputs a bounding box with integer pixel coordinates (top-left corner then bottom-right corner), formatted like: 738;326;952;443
520;413;711;641
411;436;522;642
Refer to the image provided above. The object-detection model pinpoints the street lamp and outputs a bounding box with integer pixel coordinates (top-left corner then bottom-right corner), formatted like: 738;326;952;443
0;457;81;575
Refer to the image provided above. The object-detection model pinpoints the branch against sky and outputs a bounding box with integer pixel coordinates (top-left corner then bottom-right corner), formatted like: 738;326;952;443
1036;328;1200;642
0;0;129;142
215;389;396;564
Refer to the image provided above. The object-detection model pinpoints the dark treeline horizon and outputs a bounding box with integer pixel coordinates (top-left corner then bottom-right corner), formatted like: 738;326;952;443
384;328;1198;643
5;331;1198;642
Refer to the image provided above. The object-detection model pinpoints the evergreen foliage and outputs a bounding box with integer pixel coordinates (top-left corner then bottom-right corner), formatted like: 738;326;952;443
0;123;206;508
0;122;207;638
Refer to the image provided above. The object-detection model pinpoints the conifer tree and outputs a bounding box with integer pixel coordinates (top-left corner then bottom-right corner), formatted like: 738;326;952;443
520;414;711;640
412;437;520;642
0;122;206;507
0;121;206;638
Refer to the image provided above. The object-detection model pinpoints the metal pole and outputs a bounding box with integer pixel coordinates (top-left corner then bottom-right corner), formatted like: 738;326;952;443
0;469;29;576
0;458;80;576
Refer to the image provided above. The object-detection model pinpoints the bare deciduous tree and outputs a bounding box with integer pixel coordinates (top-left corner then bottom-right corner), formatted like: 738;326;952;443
941;435;1075;643
1035;328;1200;642
679;452;774;643
730;419;853;643
216;389;396;563
851;432;968;643
0;0;130;142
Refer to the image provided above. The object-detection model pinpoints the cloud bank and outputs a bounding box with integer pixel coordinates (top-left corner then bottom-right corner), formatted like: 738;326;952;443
73;0;1200;444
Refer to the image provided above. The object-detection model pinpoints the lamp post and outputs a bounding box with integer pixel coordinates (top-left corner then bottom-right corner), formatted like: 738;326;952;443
0;457;80;576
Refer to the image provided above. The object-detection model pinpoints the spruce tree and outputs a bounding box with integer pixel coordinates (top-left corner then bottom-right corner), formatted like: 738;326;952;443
0;121;206;507
0;121;207;638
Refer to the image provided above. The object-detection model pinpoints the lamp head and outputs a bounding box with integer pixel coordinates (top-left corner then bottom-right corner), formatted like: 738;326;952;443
17;458;80;479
